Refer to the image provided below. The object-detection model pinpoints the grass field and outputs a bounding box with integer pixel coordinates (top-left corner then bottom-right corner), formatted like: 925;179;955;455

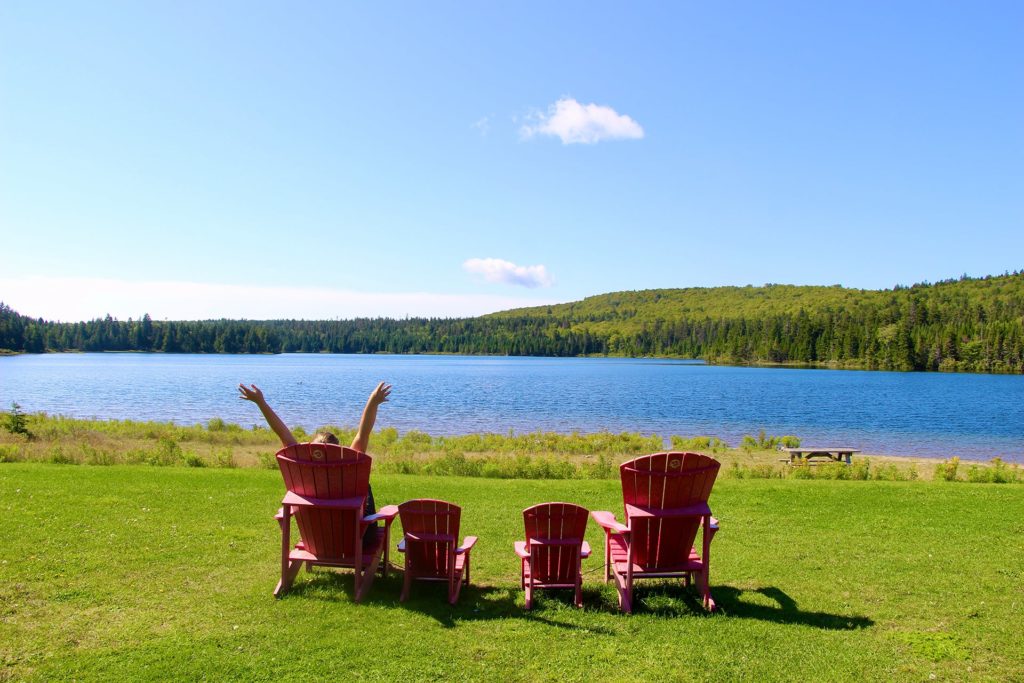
2;464;1022;681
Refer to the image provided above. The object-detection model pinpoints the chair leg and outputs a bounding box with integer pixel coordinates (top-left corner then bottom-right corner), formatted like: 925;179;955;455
274;559;303;598
613;571;632;614
603;532;611;583
400;556;412;602
352;517;364;602
356;551;383;603
275;512;296;597
700;567;715;611
449;553;464;605
575;555;583;608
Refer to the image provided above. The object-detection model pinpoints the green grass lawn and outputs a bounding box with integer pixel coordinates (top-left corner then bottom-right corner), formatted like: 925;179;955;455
2;464;1022;681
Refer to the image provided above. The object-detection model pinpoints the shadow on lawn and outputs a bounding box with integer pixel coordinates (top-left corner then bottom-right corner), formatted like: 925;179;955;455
282;566;616;632
707;585;873;630
282;568;870;631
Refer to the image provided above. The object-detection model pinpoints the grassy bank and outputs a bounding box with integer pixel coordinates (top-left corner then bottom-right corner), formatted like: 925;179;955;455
1;464;1022;681
1;412;1020;483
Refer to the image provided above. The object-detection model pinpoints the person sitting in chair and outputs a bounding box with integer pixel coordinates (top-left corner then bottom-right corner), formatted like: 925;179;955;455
238;380;392;544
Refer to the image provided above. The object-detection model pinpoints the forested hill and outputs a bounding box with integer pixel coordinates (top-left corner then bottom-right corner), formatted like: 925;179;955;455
2;272;1023;373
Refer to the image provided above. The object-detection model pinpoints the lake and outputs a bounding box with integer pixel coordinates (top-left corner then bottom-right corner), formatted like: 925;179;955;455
0;353;1021;461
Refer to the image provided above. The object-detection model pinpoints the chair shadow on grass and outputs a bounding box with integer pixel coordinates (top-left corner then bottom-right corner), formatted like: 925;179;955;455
281;564;616;632
281;567;870;631
632;583;872;630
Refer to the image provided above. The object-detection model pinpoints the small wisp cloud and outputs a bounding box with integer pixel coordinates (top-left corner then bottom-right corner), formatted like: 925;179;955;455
520;97;644;145
472;115;491;136
463;258;554;288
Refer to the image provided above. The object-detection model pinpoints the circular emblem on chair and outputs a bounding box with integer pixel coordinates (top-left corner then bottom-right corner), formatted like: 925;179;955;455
313;448;324;460
669;458;681;469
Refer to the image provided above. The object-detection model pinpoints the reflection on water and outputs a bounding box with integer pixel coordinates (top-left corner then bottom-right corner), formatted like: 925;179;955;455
0;353;1021;461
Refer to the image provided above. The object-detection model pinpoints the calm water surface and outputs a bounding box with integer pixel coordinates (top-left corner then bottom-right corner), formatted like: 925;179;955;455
0;353;1021;461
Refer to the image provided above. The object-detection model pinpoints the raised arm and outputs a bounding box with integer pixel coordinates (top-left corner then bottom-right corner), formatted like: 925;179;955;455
350;382;391;453
238;383;297;447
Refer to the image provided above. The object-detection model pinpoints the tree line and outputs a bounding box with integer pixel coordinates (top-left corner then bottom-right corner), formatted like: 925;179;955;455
2;272;1022;373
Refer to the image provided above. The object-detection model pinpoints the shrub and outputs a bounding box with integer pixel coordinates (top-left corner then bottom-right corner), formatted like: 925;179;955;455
734;432;800;452
815;462;852;480
936;457;960;482
256;451;279;470
48;446;76;465
726;462;782;479
990;458;1019;484
213;449;236;468
748;464;782;479
849;459;871;480
788;465;814;479
82;445;116;466
670;436;728;453
3;402;32;439
184;452;207;468
151;438;183;466
584;453;615;479
872;463;904;481
0;444;24;463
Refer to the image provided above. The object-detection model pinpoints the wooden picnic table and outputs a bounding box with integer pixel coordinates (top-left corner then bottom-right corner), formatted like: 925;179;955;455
781;447;860;465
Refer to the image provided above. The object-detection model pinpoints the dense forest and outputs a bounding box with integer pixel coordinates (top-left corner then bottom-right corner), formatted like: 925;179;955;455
2;272;1023;373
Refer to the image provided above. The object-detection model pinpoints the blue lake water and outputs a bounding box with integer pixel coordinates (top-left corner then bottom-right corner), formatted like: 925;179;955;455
0;353;1021;461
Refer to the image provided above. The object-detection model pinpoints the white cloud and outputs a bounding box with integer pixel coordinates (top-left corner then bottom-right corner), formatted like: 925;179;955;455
462;258;554;288
520;97;644;144
0;276;560;321
472;115;491;136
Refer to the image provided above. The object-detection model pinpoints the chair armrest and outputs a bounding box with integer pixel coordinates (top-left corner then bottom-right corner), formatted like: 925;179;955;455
514;540;529;559
626;502;712;519
591;510;629;534
282;491;364;510
274;507;285;520
456;536;478;554
528;538;585;546
364;505;399;524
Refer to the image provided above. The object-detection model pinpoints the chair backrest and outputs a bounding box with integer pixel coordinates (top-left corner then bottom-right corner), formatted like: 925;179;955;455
620;452;720;570
276;443;371;560
398;499;461;578
523;502;589;583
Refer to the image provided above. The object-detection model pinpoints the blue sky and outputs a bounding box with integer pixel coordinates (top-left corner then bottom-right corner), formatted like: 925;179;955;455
1;1;1021;321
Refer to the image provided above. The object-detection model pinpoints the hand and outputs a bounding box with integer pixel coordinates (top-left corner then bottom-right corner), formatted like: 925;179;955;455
368;382;392;406
238;383;265;404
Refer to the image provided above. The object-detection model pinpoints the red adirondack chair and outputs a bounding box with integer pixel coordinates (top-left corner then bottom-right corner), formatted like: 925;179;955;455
514;502;592;609
397;499;477;604
273;443;398;601
591;452;721;613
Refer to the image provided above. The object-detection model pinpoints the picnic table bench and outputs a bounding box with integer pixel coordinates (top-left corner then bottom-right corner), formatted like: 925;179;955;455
781;447;860;465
